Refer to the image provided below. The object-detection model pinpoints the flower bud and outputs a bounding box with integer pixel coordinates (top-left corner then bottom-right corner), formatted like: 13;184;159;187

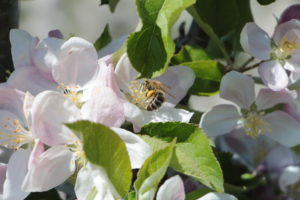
279;4;300;24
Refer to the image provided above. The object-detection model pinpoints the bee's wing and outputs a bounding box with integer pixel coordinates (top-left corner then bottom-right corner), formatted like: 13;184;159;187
159;83;176;99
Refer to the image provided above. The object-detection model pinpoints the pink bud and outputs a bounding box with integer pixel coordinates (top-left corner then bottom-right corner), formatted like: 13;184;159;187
279;4;300;24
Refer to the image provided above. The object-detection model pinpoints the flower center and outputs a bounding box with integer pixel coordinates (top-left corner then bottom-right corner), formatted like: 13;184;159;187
273;37;300;59
0;118;34;149
243;112;271;138
57;83;83;108
67;137;86;168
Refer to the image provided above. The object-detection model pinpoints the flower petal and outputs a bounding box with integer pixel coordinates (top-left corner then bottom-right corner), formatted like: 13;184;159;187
74;167;95;200
155;66;195;106
220;71;255;108
256;88;296;110
0;163;7;194
111;127;152;169
48;29;64;39
0;86;25;122
279;165;300;192
156;175;185;200
22;145;75;192
33;37;64;79
52;37;98;87
6;67;57;95
9;29;37;69
115;54;139;93
287;49;300;72
82;87;125;127
197;192;238;200
240;23;271;60
200;104;240;138
265;111;300;147
31;91;81;146
3;149;31;200
258;61;289;91
273;19;300;45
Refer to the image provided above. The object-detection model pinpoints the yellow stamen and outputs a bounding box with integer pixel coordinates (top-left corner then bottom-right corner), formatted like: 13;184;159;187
244;113;271;138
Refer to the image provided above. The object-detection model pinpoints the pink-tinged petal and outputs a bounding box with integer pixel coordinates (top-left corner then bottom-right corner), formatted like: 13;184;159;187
0;86;25;122
22;145;75;192
27;140;44;170
111;128;152;169
157;175;185;200
258;61;289;91
6;67;57;95
31;91;81;146
52;37;98;87
220;71;255;108
256;88;296;110
115;54;139;93
283;103;300;123
33;37;64;80
3;149;31;200
98;35;127;58
279;166;300;192
265;111;300;147
155;66;196;106
48;29;63;39
240;23;271;60
197;192;238;200
9;29;38;69
82;87;125;127
200;104;240;138
273;19;300;44
123;102;145;130
0;163;7;194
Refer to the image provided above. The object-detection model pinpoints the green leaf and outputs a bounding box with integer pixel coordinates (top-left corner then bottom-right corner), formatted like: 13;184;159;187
187;6;232;66
182;60;223;82
134;140;176;200
171;45;210;65
127;0;196;78
257;0;275;5
100;0;120;12
186;188;212;200
188;78;220;96
94;24;112;51
125;192;137;200
139;122;224;192
192;0;239;37
66;120;132;197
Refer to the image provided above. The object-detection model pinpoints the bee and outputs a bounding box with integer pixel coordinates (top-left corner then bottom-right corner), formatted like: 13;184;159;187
128;79;174;111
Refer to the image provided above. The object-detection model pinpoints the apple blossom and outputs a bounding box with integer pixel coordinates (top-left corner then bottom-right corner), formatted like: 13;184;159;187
241;19;300;91
279;4;300;24
114;54;195;131
156;175;237;200
200;71;300;147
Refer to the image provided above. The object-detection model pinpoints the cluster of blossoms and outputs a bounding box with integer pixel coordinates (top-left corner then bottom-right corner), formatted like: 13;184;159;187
3;3;300;200
0;29;235;199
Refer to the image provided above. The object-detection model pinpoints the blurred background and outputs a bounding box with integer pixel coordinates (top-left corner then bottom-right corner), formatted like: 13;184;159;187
19;0;300;42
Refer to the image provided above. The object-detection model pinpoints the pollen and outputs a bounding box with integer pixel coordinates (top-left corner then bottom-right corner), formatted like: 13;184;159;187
273;37;300;59
0;118;34;149
57;83;83;108
243;113;271;138
146;90;155;97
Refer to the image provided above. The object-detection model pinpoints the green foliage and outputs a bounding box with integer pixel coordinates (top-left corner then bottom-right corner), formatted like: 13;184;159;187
257;0;276;5
139;122;224;192
172;45;223;96
186;188;212;200
127;0;196;78
94;24;112;51
100;0;120;12
188;0;253;63
134;140;176;200
66;121;132;197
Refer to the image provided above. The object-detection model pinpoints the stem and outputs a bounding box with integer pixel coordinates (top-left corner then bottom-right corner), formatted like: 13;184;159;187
240;57;255;70
239;61;263;73
0;0;19;82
